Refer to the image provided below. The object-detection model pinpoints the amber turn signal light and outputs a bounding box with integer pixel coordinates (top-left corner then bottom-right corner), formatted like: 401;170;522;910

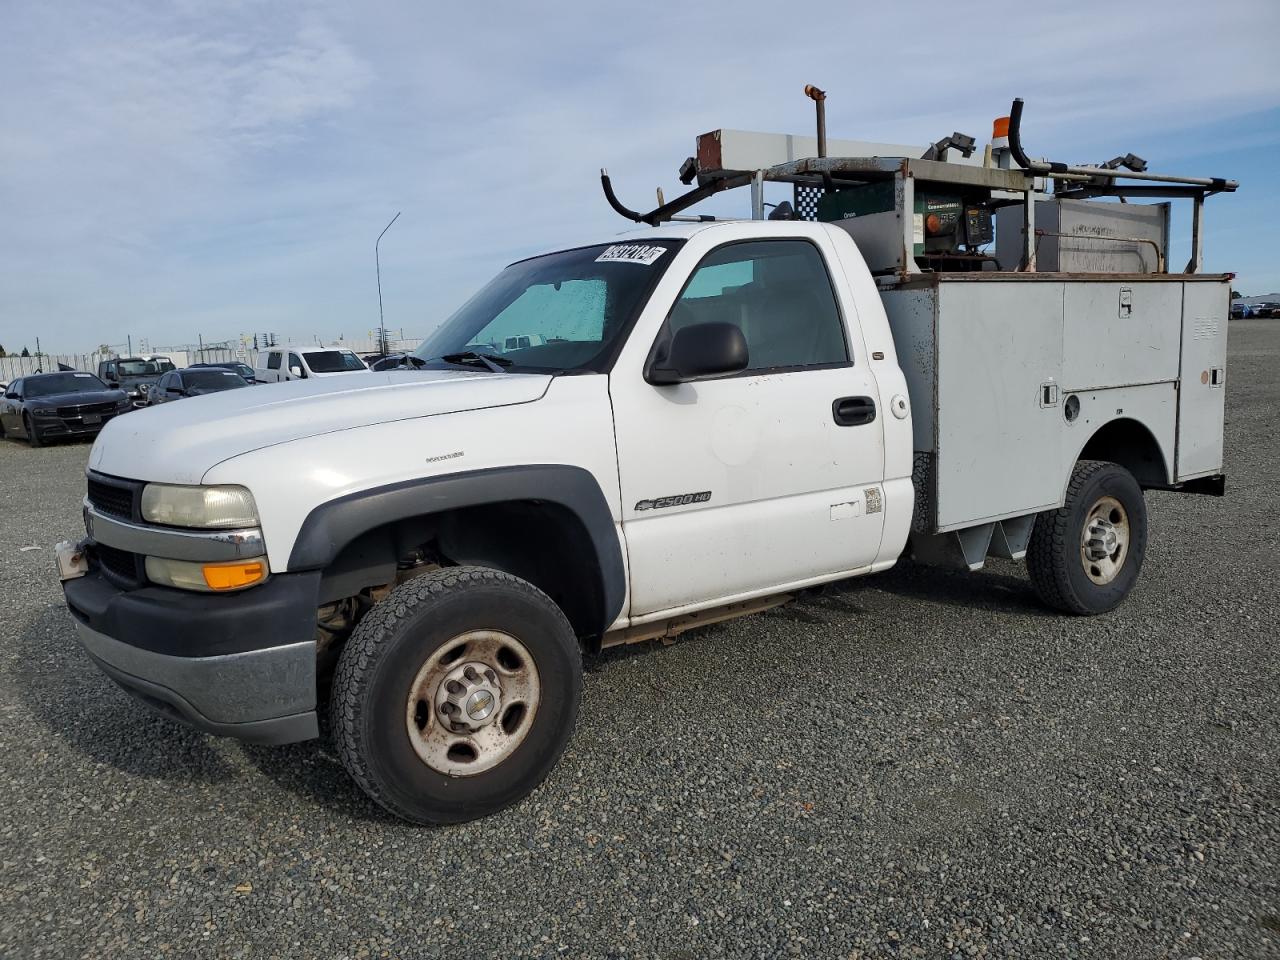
202;560;267;591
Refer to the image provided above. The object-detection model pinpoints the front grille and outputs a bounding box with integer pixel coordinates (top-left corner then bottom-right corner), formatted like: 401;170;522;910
94;543;143;586
57;400;116;418
87;473;139;520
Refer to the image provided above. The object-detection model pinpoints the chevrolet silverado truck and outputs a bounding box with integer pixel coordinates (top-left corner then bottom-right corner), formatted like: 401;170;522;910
56;118;1231;823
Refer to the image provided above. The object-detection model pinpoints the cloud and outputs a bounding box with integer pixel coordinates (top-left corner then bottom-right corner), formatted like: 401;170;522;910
1;0;1278;349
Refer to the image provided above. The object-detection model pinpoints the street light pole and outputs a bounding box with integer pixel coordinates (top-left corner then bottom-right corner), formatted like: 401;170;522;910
375;212;401;356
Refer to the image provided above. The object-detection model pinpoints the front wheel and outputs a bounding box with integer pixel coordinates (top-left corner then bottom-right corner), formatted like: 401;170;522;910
330;566;581;824
23;414;43;448
1026;460;1148;615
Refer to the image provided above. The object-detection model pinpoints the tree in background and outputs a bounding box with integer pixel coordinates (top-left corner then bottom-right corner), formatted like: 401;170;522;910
0;345;6;357
1231;291;1242;300
20;346;30;357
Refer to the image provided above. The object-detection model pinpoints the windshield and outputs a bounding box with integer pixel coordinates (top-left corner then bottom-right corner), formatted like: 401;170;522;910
184;370;247;391
25;373;109;397
117;359;172;376
305;350;366;373
413;240;683;373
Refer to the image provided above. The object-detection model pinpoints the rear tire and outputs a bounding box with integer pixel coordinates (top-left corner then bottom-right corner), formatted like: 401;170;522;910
330;565;581;824
1026;460;1147;615
23;415;43;448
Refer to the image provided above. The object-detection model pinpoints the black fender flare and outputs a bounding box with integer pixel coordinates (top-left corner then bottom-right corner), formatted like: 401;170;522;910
287;465;626;634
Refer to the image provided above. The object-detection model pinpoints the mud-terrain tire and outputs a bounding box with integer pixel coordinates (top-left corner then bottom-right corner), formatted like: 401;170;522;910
330;565;581;824
1026;460;1148;615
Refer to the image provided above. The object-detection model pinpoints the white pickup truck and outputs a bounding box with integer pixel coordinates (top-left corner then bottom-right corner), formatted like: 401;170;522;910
58;216;1228;824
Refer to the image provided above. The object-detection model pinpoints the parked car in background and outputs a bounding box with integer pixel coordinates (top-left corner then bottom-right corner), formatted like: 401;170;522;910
255;347;369;382
366;353;427;371
189;361;259;383
0;371;129;447
146;368;250;405
97;356;177;406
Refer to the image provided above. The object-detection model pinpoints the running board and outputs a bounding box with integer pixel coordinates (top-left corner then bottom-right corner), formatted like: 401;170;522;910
601;594;793;649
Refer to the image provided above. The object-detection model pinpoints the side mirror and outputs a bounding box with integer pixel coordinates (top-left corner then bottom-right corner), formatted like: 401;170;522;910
647;322;749;386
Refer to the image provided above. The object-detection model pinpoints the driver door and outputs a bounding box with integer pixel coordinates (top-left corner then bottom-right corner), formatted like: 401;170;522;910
610;237;887;618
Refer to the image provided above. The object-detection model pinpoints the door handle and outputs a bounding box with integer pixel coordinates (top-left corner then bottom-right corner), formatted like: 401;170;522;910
832;396;876;426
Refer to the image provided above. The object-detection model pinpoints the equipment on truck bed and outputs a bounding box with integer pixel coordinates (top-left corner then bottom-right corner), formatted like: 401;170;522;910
599;90;1237;280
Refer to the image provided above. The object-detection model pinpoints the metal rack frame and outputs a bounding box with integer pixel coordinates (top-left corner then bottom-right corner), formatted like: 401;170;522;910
599;97;1238;279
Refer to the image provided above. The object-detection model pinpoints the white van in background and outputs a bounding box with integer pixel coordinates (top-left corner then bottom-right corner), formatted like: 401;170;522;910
255;347;369;383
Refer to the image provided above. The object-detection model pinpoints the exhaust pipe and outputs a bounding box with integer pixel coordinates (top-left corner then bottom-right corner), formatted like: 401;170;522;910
804;84;827;158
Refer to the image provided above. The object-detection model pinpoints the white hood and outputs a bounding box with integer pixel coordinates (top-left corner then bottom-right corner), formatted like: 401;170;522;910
88;370;552;484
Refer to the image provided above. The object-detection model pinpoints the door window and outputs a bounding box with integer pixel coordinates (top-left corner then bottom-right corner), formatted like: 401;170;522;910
288;354;305;378
668;240;848;372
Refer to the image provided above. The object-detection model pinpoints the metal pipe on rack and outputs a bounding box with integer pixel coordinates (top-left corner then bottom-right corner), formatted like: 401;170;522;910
1007;98;1237;192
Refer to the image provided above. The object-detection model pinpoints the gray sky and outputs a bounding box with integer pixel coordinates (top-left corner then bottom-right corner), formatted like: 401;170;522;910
2;0;1278;353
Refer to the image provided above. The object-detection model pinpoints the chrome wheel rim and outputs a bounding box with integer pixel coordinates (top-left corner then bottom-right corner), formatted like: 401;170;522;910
1080;495;1130;585
405;630;540;776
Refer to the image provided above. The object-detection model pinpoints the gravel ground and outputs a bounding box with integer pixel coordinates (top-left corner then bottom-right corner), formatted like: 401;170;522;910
0;320;1276;959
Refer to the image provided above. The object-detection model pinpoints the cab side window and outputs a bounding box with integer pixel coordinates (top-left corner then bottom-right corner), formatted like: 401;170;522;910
669;240;848;372
288;353;305;378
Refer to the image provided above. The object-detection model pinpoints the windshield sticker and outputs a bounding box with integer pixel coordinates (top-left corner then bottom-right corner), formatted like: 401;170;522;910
73;373;92;377
595;244;667;266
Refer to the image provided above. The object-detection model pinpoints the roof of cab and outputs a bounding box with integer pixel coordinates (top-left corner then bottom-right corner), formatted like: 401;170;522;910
515;219;836;265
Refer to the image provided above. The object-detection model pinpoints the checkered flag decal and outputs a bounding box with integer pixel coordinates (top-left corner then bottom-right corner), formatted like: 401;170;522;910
793;184;824;221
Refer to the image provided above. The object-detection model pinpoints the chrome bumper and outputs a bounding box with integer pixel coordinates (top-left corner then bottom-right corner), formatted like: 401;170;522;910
83;500;264;562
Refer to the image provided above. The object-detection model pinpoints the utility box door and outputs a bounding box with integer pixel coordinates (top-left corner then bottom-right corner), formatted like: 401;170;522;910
934;281;1065;529
1176;281;1229;479
1062;282;1182;388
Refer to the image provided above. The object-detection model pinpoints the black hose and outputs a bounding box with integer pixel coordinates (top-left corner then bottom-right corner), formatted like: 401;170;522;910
1007;97;1033;170
600;170;646;223
600;170;743;225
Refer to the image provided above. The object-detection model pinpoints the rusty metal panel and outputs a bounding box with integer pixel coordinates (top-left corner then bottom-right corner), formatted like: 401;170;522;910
996;199;1169;273
695;129;926;176
879;286;938;454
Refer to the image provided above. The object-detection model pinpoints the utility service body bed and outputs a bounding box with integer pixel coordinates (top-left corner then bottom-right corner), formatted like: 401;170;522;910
880;271;1228;566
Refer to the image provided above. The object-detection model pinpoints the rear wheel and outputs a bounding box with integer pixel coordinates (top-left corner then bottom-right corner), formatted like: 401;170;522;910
1026;460;1148;615
23;414;43;448
330;566;581;824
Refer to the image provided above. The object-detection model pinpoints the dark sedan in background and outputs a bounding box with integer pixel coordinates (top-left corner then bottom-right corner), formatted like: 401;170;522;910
146;367;250;405
0;371;130;447
189;361;258;382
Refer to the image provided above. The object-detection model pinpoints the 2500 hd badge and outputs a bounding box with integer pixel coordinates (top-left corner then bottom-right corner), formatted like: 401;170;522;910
634;491;712;511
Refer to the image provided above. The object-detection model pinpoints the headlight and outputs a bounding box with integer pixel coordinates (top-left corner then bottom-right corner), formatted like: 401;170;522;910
141;484;259;528
145;556;269;592
32;408;59;417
